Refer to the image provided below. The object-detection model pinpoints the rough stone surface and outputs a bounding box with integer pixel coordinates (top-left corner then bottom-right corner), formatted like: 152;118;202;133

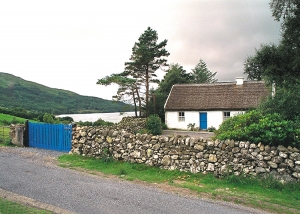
71;123;300;182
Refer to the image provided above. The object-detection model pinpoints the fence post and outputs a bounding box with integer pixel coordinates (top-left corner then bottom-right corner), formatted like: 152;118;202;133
24;120;29;147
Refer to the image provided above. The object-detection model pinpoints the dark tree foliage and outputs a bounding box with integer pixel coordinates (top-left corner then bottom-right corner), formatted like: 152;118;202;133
148;60;217;121
148;64;192;121
97;27;169;117
245;1;300;88
244;1;300;121
270;0;299;21
191;59;218;83
96;74;141;116
157;64;191;94
258;86;300;121
124;27;170;117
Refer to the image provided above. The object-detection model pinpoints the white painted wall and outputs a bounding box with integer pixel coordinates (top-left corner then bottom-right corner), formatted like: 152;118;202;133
165;111;245;130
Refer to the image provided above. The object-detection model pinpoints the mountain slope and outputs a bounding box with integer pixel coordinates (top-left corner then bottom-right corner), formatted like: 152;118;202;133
0;72;132;114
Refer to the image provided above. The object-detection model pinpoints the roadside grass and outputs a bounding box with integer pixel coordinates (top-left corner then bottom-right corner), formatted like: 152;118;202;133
0;198;52;214
0;138;13;147
58;154;300;214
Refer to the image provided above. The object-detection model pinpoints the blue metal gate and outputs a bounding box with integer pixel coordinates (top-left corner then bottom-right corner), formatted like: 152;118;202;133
28;122;72;152
199;113;207;130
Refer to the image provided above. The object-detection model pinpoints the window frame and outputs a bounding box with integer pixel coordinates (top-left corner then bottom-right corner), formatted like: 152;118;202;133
223;111;230;121
178;111;185;122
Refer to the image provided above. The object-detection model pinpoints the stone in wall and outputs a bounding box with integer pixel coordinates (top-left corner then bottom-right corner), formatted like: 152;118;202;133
71;122;300;183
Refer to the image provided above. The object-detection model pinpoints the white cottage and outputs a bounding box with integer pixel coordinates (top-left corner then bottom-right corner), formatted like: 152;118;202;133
164;78;269;130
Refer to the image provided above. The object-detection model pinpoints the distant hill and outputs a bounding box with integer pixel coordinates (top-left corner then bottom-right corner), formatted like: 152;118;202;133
0;72;133;114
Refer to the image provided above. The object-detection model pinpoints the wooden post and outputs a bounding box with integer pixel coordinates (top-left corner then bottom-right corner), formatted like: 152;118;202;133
24;120;29;147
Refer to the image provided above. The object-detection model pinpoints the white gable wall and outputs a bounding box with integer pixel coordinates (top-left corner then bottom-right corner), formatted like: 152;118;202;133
165;111;244;130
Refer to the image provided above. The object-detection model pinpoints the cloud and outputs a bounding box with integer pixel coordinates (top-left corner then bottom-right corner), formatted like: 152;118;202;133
0;0;281;100
164;0;281;80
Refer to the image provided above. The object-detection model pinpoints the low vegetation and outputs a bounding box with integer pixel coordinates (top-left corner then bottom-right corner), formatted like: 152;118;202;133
214;110;300;147
58;154;300;214
0;198;52;214
0;114;18;145
145;114;162;135
76;118;114;127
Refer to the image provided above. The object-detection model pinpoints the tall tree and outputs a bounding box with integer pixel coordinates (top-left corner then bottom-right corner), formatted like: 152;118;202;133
191;59;218;83
149;64;191;120
244;1;300;120
96;74;142;116
125;27;169;117
270;0;298;21
158;63;191;94
244;2;300;88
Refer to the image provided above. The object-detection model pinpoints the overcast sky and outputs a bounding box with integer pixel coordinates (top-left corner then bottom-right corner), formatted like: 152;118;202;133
0;0;281;100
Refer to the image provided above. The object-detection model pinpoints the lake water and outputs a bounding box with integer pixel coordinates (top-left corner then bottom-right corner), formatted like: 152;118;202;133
57;112;136;123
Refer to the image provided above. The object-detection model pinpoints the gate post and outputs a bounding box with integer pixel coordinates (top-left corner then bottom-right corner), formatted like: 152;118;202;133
24;120;29;147
10;124;25;147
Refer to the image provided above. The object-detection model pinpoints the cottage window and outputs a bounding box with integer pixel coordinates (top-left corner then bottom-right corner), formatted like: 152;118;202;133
223;112;230;121
178;112;185;121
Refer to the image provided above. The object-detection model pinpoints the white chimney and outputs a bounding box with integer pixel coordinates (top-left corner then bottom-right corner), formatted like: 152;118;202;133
236;77;244;85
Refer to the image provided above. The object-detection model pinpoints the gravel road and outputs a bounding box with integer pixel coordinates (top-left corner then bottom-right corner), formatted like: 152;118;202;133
0;147;266;214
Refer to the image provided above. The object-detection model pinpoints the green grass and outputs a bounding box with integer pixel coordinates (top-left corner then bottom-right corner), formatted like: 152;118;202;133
58;154;300;214
0;113;35;146
0;113;27;126
0;198;52;214
0;126;11;146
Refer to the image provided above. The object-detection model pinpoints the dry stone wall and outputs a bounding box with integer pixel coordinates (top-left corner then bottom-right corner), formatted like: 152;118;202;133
71;125;300;182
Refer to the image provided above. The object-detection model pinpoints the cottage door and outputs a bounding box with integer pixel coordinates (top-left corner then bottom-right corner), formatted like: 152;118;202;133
199;113;207;130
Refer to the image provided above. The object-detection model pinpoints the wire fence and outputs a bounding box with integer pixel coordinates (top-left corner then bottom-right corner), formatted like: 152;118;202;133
0;126;10;144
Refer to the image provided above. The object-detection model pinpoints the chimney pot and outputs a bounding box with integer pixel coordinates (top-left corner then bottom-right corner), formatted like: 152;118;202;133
236;77;244;85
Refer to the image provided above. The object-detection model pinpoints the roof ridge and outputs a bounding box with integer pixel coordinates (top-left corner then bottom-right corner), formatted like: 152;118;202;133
173;81;265;87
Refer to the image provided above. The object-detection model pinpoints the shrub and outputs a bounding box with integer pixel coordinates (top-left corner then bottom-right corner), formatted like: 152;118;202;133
76;118;114;127
57;116;74;124
207;126;216;132
137;128;150;134
146;114;162;135
77;121;92;126
43;113;55;124
215;110;300;147
93;118;114;126
161;123;168;130
187;123;196;131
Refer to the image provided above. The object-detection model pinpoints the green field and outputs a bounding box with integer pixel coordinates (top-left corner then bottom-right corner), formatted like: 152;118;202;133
0;113;27;126
0;113;27;145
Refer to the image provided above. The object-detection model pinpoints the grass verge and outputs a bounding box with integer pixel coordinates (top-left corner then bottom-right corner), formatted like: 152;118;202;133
0;198;52;214
58;154;300;214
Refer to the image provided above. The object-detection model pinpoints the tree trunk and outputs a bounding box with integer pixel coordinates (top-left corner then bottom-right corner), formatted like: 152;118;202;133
145;65;149;117
132;90;138;117
135;87;142;117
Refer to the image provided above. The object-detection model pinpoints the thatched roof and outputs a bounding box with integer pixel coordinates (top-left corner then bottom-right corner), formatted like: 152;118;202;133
164;81;269;111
